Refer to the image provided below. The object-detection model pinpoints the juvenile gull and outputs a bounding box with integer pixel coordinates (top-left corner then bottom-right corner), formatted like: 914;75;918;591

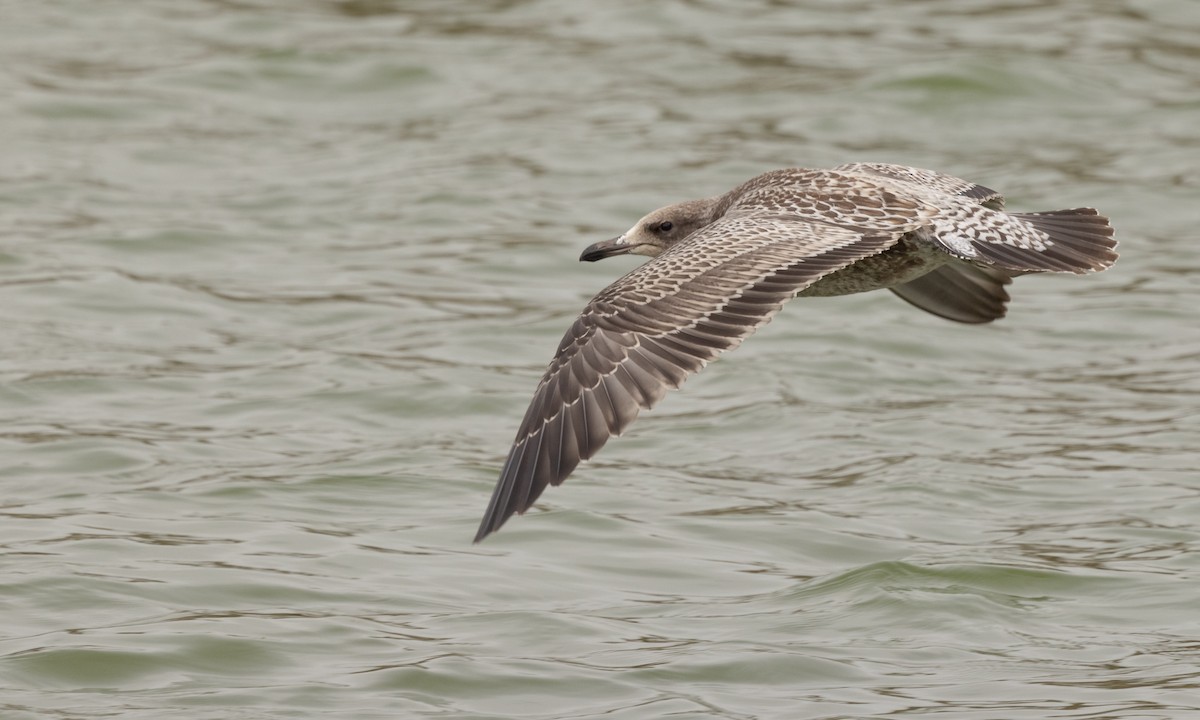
475;163;1117;542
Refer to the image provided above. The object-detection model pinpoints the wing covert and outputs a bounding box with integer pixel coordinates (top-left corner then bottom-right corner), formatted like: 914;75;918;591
833;162;1005;208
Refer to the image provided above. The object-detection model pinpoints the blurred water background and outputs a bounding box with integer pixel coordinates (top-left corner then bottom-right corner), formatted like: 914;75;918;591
1;1;1198;718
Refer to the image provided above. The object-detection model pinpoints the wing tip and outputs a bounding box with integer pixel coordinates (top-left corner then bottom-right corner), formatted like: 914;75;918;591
473;517;500;544
473;487;509;544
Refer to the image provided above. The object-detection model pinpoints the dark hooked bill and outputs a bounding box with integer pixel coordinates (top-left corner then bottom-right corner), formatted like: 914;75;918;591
579;237;632;262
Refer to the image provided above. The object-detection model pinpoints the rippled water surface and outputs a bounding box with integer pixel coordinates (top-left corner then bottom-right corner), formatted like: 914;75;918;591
2;1;1199;718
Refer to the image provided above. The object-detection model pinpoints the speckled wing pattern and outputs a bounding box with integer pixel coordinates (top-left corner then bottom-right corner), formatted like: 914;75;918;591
721;168;943;232
474;215;905;541
833;162;1006;208
833;162;1117;274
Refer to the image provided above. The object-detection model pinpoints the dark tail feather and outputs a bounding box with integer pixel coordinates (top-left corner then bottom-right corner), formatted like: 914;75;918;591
976;208;1117;274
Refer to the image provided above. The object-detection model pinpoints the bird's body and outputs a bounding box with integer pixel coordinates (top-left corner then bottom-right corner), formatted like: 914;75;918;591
475;163;1117;541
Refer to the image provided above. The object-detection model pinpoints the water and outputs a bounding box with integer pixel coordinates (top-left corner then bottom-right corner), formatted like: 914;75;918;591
1;1;1198;718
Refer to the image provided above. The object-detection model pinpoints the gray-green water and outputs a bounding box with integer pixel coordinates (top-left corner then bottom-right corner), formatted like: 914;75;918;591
2;1;1198;718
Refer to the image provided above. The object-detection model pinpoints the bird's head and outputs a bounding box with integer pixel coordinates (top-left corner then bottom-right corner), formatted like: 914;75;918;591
580;199;714;262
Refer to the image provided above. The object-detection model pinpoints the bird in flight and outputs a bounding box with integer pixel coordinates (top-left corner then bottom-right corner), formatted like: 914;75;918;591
475;163;1118;542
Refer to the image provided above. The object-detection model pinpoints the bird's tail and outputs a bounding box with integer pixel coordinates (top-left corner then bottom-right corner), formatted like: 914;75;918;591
974;208;1118;273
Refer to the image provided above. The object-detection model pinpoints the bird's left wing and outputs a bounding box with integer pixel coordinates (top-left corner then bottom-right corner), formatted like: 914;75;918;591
832;162;1006;208
475;215;899;541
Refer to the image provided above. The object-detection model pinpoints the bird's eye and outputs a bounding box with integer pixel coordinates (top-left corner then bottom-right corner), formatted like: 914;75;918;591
658;221;673;232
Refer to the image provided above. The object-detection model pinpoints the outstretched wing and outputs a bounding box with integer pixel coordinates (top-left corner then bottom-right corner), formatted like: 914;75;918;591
833;162;1005;209
475;216;900;542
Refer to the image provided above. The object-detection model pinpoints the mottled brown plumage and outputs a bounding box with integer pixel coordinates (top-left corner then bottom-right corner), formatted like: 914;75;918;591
475;163;1117;541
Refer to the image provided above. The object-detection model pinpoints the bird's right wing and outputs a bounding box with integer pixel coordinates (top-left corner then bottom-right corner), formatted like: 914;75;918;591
475;215;900;541
889;260;1018;324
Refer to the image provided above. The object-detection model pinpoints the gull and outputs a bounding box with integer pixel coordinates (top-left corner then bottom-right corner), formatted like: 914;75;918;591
475;163;1117;541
